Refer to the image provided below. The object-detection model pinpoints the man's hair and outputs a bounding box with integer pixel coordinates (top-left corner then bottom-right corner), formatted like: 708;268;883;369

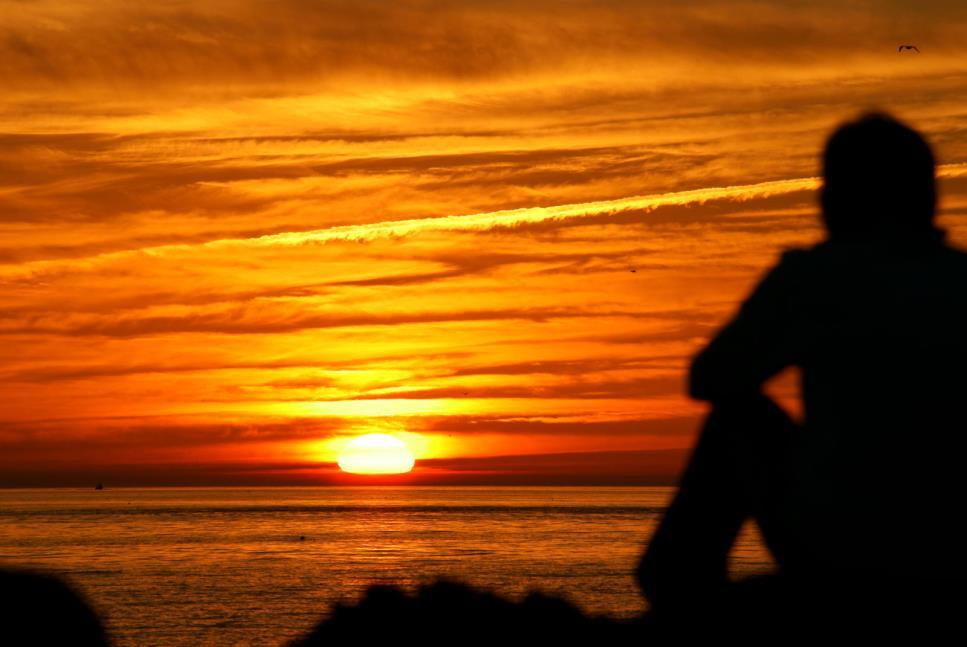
821;112;937;240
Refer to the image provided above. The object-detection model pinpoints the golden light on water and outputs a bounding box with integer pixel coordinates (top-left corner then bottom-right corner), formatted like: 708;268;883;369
337;434;416;475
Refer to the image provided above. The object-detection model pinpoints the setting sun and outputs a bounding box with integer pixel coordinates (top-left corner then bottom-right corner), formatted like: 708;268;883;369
337;434;416;475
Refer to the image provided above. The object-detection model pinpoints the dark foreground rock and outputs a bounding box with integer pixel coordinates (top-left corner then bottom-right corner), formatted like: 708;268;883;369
290;580;638;645
0;569;109;646
3;566;965;645
292;575;967;645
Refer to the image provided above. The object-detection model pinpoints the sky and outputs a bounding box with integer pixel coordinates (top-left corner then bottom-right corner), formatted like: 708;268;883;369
2;0;967;485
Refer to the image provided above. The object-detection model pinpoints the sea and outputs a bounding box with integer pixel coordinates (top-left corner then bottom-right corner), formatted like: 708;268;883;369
0;487;772;646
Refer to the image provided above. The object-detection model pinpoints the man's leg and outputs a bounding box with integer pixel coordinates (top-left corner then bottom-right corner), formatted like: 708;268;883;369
637;394;799;608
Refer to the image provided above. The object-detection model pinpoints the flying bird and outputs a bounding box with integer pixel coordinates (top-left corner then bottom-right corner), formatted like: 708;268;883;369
898;45;920;53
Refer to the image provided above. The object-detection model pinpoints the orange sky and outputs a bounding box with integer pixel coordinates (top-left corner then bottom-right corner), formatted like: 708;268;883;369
2;0;967;485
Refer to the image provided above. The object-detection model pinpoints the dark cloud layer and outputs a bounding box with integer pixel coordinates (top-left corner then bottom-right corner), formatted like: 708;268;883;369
3;1;966;89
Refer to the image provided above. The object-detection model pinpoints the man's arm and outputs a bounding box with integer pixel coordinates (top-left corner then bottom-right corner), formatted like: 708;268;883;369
689;250;804;401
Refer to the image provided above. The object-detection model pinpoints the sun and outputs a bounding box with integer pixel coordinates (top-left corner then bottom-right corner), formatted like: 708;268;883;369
337;433;416;475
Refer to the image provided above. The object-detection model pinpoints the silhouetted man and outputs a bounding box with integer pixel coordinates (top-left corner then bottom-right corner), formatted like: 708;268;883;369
638;113;967;613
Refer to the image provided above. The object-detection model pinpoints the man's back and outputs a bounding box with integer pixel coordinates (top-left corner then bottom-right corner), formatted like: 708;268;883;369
780;237;967;576
686;235;967;580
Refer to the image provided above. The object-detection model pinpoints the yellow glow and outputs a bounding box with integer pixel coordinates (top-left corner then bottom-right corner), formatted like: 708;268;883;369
337;433;416;475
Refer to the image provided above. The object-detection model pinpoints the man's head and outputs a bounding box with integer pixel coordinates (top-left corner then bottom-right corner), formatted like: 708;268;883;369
821;113;937;240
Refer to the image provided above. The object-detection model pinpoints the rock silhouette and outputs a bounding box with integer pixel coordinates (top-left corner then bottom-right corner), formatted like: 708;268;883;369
0;569;109;647
290;580;634;646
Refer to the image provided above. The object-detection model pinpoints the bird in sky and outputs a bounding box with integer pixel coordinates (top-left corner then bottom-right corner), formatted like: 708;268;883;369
898;45;920;53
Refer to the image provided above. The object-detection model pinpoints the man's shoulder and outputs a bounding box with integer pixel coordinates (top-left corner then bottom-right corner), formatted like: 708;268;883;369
765;245;818;280
780;238;967;266
773;239;967;298
776;245;815;265
935;241;967;265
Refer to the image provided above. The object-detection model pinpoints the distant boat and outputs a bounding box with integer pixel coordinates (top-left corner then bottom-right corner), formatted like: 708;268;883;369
94;483;104;491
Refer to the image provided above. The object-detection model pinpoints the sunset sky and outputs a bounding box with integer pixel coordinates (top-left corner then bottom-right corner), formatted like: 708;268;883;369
2;0;967;485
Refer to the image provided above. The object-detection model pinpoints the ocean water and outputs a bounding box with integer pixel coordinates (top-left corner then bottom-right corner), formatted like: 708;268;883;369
0;487;772;646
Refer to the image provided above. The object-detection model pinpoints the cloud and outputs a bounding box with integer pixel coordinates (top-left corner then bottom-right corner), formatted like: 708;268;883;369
340;376;684;402
0;175;821;281
3;0;967;91
0;415;342;457
0;449;689;487
418;448;690;485
0;305;647;337
417;414;698;438
242;177;821;243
